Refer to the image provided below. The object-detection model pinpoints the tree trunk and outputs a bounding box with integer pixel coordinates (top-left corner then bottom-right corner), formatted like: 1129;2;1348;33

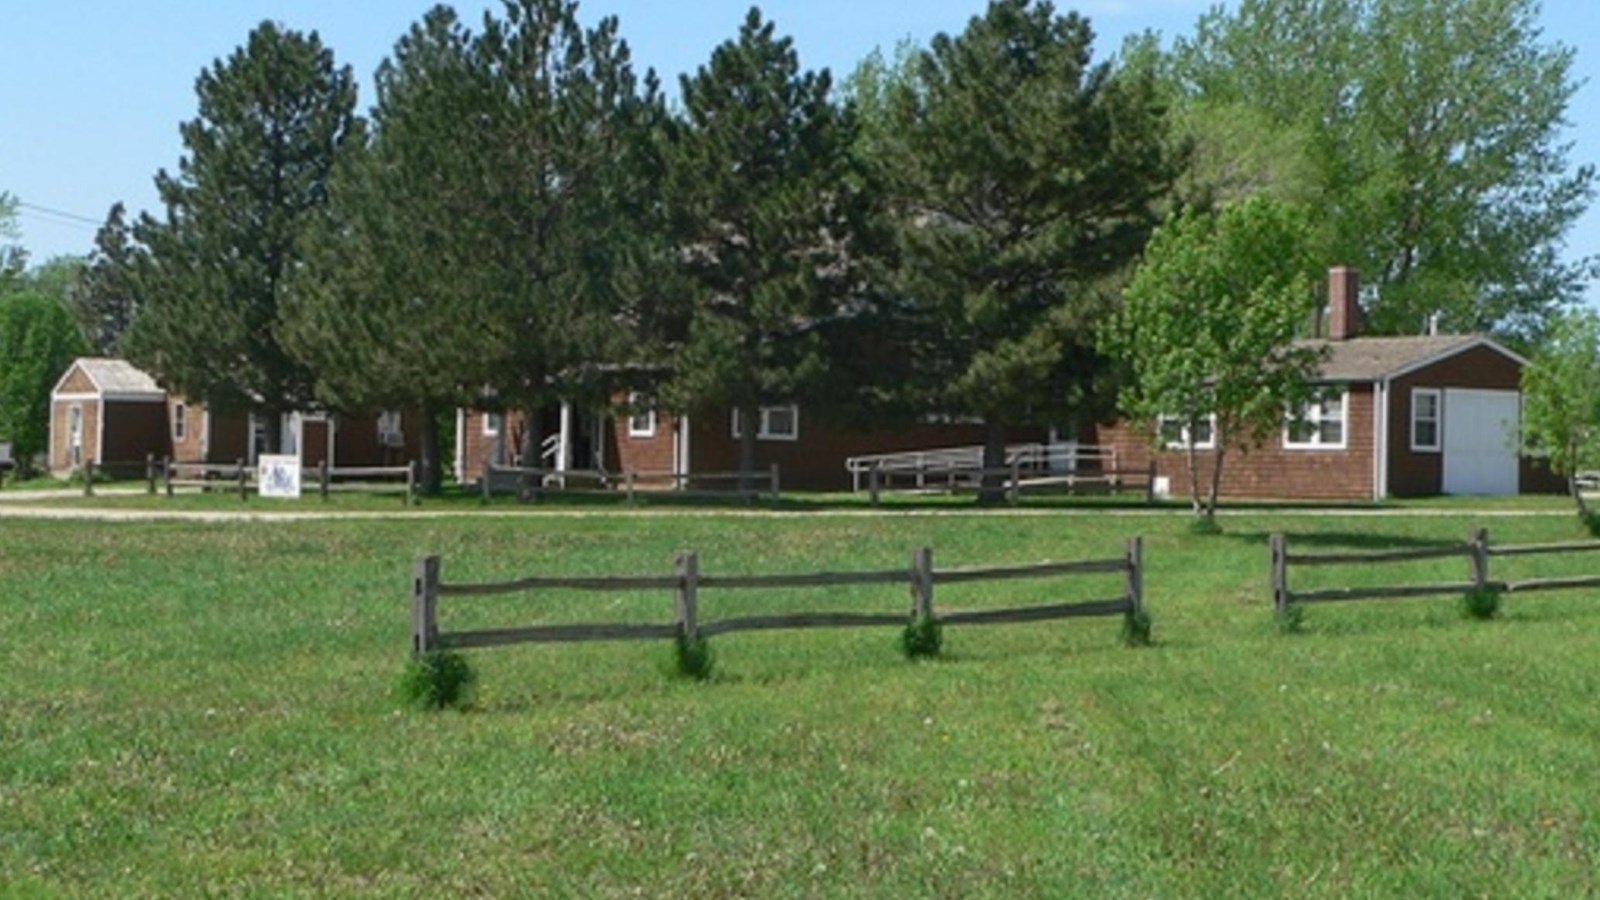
737;401;758;500
1569;473;1589;520
1185;443;1203;516
417;406;442;496
1206;447;1227;523
977;419;1007;505
519;404;544;502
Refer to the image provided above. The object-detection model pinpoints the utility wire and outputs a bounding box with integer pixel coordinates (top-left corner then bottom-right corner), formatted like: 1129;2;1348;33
16;200;103;229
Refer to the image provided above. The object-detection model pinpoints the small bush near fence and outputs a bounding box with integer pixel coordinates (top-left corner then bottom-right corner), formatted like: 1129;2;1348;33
398;651;476;710
900;615;943;659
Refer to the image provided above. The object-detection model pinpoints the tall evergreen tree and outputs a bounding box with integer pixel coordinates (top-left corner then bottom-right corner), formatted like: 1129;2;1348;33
1171;0;1595;344
69;203;139;356
282;7;491;493
661;8;883;489
470;0;665;471
868;0;1177;499
125;22;361;447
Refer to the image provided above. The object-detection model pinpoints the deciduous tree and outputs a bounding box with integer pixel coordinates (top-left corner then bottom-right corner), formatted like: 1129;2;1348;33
0;292;89;477
1103;196;1324;524
1170;0;1595;344
1521;309;1600;519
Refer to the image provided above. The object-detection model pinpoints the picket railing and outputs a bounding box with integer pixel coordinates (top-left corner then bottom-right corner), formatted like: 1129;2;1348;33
410;539;1144;660
482;463;780;504
1269;527;1600;613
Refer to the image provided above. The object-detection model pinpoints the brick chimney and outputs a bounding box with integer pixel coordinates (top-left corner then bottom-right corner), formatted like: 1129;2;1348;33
1327;266;1363;341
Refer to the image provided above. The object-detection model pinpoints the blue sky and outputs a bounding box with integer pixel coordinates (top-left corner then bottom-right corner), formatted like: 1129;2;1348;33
2;1;1595;305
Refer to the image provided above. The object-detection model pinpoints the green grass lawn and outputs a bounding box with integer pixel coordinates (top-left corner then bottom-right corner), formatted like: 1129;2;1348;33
2;509;1597;896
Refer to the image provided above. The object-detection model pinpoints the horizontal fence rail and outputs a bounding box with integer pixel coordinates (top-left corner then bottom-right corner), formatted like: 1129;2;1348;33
1270;528;1600;612
411;539;1145;663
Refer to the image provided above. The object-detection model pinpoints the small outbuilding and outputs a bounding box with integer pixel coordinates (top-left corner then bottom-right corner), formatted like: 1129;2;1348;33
48;358;169;477
1097;267;1563;501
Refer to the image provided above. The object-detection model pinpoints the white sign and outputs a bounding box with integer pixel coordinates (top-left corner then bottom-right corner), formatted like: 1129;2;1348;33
258;454;302;499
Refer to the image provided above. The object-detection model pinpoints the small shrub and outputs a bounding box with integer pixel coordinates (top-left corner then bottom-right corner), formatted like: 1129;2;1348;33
1460;585;1502;621
1275;602;1306;635
1121;607;1153;647
900;615;943;659
1188;516;1223;536
398;650;476;710
673;633;714;680
1582;510;1600;538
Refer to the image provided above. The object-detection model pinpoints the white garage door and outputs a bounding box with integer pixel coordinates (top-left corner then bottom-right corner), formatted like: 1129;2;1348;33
1442;389;1519;496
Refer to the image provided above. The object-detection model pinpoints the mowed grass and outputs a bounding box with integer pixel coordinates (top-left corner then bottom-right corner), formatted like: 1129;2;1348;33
2;509;1598;896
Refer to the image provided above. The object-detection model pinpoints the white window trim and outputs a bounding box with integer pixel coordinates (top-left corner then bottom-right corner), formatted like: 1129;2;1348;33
731;405;801;442
483;412;502;437
1410;388;1441;453
626;393;656;438
1158;413;1216;451
173;402;187;441
1284;388;1349;451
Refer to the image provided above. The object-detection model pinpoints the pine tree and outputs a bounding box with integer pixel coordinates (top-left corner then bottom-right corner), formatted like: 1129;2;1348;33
125;22;361;448
868;0;1178;501
69;203;139;356
660;8;883;490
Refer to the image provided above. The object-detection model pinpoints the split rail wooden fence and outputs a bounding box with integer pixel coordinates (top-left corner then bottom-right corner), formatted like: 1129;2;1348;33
411;539;1144;658
864;460;1158;506
1270;527;1600;612
143;454;417;503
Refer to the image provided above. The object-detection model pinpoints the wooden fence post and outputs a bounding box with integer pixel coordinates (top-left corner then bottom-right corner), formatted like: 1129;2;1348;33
1270;533;1289;613
1145;461;1157;504
869;463;881;508
1469;527;1490;589
1125;536;1144;615
238;459;248;502
770;463;781;506
146;453;157;495
164;456;173;498
626;469;637;504
405;460;417;506
674;551;700;642
911;546;934;620
480;464;492;504
412;555;441;656
319;458;330;501
82;462;94;496
1008;457;1022;506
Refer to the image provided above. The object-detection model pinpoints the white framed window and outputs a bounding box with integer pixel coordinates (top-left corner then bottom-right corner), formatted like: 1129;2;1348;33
1411;388;1441;452
483;412;503;437
626;393;656;438
173;402;187;441
67;403;84;463
378;410;403;447
1158;413;1216;450
1285;388;1348;450
731;405;800;441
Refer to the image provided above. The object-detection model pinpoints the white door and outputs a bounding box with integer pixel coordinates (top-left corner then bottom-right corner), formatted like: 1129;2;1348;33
1442;389;1519;495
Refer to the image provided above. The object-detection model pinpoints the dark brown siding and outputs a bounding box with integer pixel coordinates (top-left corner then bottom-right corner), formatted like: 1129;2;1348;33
206;411;250;464
687;410;1046;492
1385;345;1552;496
100;401;169;476
1097;384;1378;502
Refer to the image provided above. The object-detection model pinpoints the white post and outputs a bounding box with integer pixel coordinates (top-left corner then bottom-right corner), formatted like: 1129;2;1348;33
557;401;572;475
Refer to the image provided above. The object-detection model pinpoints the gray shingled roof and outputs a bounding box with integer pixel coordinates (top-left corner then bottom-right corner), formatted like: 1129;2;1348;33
75;358;164;395
1297;335;1495;381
